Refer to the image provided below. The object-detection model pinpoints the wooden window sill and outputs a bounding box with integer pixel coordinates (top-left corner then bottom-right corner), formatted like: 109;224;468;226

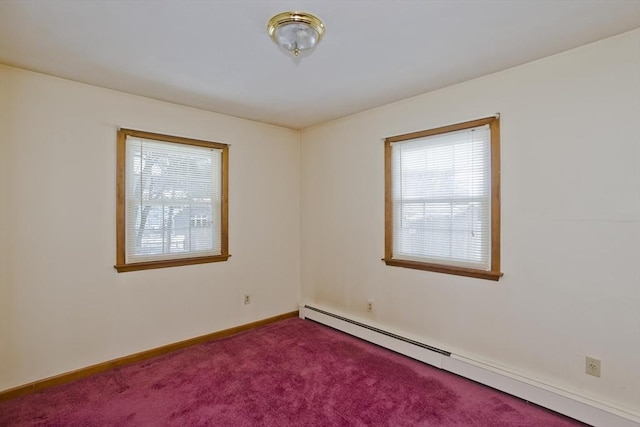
382;258;503;281
115;254;231;273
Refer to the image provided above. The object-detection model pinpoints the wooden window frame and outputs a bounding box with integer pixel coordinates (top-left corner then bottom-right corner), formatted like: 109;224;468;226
115;129;230;273
383;116;502;281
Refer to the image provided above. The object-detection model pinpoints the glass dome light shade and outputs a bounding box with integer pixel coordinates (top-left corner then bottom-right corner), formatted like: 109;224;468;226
267;12;325;56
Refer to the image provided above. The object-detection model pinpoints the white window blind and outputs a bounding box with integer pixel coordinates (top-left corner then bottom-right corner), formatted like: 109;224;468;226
391;125;491;270
125;136;222;264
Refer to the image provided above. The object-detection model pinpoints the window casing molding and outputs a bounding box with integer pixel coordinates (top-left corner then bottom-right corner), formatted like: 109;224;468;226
115;129;230;272
383;116;502;281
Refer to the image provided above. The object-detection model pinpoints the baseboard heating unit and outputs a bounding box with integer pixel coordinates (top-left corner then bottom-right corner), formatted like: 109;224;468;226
300;304;639;427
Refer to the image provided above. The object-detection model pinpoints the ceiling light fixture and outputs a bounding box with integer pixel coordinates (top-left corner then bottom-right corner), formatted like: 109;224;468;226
267;11;325;57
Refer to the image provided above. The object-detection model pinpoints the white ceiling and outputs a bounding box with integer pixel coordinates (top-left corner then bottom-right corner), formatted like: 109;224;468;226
1;1;638;130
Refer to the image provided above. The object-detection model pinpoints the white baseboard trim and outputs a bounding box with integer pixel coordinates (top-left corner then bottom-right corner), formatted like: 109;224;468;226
300;304;639;427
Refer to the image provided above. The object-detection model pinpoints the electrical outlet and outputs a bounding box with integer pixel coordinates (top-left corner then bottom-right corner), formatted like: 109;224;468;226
244;294;251;305
367;300;374;313
585;356;601;377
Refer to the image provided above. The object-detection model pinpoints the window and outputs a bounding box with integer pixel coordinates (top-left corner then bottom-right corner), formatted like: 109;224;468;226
383;116;502;280
115;129;229;272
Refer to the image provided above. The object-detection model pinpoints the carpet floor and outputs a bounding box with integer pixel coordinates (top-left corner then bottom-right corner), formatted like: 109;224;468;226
0;317;588;426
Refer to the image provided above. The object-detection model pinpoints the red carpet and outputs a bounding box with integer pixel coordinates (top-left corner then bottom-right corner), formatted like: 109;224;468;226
0;318;586;426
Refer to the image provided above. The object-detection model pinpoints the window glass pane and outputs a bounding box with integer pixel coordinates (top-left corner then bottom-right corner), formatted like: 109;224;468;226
391;125;491;270
125;137;222;263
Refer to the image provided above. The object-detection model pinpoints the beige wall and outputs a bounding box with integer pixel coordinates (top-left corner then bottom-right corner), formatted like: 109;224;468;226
300;29;640;414
0;65;300;390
